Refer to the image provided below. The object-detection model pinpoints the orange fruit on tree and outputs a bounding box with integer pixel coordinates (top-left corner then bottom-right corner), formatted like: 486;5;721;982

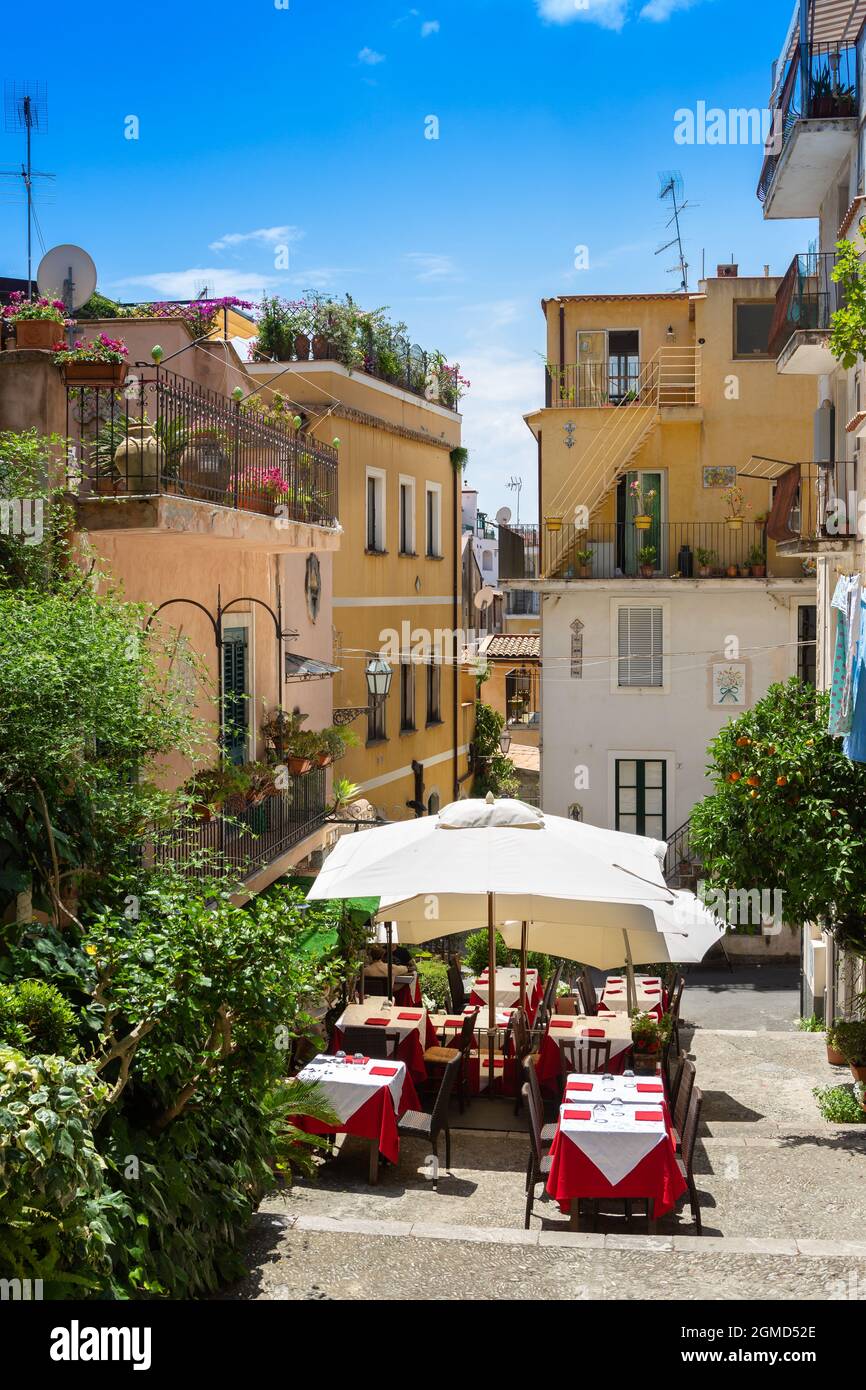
746;776;760;787
776;776;788;787
736;737;752;747
728;772;741;782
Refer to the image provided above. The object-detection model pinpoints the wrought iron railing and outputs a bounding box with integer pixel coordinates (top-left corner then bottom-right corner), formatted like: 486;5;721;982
499;521;774;581
287;331;460;411
153;768;328;883
664;819;702;889
768;251;843;359
545;361;650;408
758;40;859;203
65;366;339;526
793;460;860;543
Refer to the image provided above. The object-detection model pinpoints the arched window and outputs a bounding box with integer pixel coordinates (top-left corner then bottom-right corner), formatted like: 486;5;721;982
482;549;493;571
427;791;440;816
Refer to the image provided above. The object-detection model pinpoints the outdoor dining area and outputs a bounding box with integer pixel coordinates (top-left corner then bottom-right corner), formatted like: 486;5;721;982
292;795;718;1233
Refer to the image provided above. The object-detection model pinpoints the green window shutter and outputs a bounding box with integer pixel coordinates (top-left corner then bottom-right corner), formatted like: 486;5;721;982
222;626;249;765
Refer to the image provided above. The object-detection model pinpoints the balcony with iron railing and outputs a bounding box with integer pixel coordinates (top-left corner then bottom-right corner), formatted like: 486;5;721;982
768;251;843;370
545;356;699;410
758;38;859;217
499;521;781;582
153;767;328;884
773;459;860;552
65;366;340;532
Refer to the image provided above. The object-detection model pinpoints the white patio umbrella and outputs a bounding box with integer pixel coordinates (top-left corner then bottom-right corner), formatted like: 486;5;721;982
307;796;702;1032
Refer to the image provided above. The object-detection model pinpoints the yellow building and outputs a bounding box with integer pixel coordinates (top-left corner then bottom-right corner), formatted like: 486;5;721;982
246;353;474;820
500;270;817;842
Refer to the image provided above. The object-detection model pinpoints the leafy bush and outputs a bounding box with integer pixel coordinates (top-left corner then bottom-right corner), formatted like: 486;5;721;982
0;979;77;1054
416;959;450;1010
463;929;512;976
813;1083;866;1124
797;1014;824;1033
827;1019;866;1066
0;1047;129;1295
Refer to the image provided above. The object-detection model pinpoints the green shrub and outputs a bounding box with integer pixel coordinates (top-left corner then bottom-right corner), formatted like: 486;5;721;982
0;1047;128;1295
0;979;77;1054
797;1014;824;1033
463;929;512;976
416;959;450;1010
813;1083;866;1124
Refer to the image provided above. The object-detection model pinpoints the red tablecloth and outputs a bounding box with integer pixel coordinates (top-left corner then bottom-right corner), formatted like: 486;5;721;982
545;1116;685;1218
396;977;422;1007
294;1068;420;1165
331;1025;427;1085
536;1031;632;1089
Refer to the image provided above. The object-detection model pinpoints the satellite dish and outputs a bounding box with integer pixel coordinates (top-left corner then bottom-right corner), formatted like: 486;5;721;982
475;585;496;612
37;244;97;311
495;506;512;526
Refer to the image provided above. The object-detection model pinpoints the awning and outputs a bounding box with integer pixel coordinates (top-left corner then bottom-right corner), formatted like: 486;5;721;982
773;1;866;100
284;653;342;682
738;454;801;481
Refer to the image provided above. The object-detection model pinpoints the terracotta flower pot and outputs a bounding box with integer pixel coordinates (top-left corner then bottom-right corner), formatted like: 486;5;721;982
850;1063;866;1084
639;564;655;578
61;359;128;387
315;751;333;767
726;565;738;578
632;1049;659;1077
15;318;64;350
826;1043;846;1066
192;802;215;822
698;566;711;578
287;756;313;776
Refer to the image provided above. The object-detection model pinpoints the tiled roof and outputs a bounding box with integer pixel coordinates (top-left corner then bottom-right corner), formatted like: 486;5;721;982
482;634;540;660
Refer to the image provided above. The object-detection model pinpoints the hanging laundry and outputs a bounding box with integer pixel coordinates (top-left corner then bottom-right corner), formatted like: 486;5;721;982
844;595;866;763
828;574;861;736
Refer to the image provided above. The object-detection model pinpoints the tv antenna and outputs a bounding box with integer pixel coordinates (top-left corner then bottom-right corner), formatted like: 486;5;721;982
2;80;54;299
655;171;693;292
505;475;523;524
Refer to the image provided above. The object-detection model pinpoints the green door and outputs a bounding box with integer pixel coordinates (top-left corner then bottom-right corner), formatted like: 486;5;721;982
624;471;662;576
615;759;667;840
222;626;249;765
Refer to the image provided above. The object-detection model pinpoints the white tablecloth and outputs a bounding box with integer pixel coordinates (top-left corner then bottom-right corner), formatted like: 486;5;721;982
563;1072;666;1105
558;1103;667;1186
472;968;538;1009
297;1057;407;1124
601;975;664;1014
335;1003;427;1056
546;1014;633;1063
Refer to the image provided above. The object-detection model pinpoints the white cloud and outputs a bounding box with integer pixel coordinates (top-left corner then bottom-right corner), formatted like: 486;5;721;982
536;0;628;30
639;0;699;17
358;46;386;64
405;252;457;282
421;19;440;36
111;267;282;300
209;225;303;252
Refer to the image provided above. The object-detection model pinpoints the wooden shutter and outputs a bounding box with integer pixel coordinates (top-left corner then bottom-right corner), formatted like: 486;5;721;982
618;606;663;687
222;627;249;764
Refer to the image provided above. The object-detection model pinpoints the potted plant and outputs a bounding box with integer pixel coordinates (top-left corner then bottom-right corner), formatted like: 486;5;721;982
695;546;716;578
629;479;657;530
329;777;361;816
831;1020;866;1083
545;516;563;533
243;760;279;805
726;562;739;578
318;725;359;765
3;290;69;350
723;484;750;530
748;544;766;579
53;332;129;386
825;1021;848;1068
573;547;593;579
637;544;657;578
738;561;752;578
630;1011;670;1076
185;761;251;819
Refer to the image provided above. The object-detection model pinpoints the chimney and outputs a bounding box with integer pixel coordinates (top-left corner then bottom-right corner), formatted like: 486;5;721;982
717;263;739;278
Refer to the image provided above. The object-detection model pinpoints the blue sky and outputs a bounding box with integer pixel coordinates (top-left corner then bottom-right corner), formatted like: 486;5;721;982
1;0;808;514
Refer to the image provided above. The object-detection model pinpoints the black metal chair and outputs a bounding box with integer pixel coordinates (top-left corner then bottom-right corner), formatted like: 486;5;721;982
424;1009;478;1112
447;962;467;1013
362;976;389;997
397;1053;461;1187
578;967;599;1016
669;975;686;1054
524;1053;557;1146
340;1025;401;1059
676;1085;704;1233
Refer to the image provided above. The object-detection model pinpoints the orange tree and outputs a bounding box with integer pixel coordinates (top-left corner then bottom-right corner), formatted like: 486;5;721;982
690;678;866;957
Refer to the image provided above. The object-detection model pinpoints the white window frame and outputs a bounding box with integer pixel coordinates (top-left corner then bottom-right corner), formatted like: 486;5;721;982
398;474;416;555
610;599;670;695
366;467;387;553
425;482;443;558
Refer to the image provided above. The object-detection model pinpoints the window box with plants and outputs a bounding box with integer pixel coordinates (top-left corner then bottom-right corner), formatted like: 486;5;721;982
2;290;71;350
630;1010;671;1075
53;332;129;387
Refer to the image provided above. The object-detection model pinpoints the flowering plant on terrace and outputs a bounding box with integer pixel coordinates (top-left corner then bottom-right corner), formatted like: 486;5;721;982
52;332;129;364
3;290;69;324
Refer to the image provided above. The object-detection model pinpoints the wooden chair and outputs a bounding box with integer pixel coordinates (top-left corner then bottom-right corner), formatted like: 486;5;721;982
667;1049;686;1108
553;995;577;1016
671;1057;696;1152
559;1035;612;1094
508;1008;532;1112
424;1009;477;1113
579;968;599;1017
524;1054;557;1147
669;975;686;1053
447;962;467;1013
340;1025;401;1058
397;1054;461;1187
676;1085;704;1233
523;1079;554;1229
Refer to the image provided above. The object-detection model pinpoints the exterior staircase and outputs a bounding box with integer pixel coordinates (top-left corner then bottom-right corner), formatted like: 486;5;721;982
663;818;703;892
543;348;701;576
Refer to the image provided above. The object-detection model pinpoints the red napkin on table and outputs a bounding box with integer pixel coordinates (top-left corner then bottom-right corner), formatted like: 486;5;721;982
550;1019;573;1029
580;1028;605;1038
637;1083;663;1093
643;988;660;995
566;1081;593;1092
398;1012;421;1020
563;1109;592;1121
365;1017;388;1026
607;978;623;983
605;989;623;994
370;1065;398;1078
445;1018;465;1027
635;1110;664;1122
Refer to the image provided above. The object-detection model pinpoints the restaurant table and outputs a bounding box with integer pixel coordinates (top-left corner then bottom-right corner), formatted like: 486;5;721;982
535;1014;634;1091
470;967;540;1020
429;1007;518;1095
332;1002;434;1084
294;1055;420;1183
545;1095;685;1225
600;974;667;1018
394;972;422;1007
562;1072;669;1126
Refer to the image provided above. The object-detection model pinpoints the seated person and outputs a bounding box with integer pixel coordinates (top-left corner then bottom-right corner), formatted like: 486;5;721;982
363;945;391;978
392;944;416;972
